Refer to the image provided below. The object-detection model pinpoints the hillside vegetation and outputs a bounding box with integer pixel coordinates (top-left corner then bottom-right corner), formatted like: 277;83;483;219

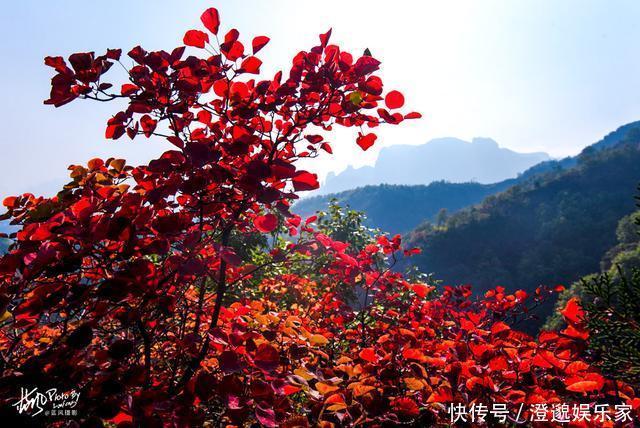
404;139;640;328
294;180;516;234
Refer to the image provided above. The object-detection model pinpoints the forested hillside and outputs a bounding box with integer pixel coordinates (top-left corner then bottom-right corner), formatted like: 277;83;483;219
405;139;640;329
544;209;640;330
294;180;516;234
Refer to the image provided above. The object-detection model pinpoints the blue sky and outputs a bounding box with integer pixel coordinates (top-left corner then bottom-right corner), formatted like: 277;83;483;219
1;1;639;200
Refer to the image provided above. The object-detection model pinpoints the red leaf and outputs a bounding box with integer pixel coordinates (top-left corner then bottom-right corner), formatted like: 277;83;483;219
356;132;377;151
321;143;333;154
220;247;242;266
353;56;381;76
565;373;605;393
254;343;280;371
121;83;138;96
200;8;220;35
385;90;405;109
183;30;209;48
213;79;229;97
255;405;277;428
222;41;244;61
107;412;132;425
359;347;378;363
240;56;262;74
106;123;125;140
218;350;242;373
319;29;332;47
489;356;509;371
360;75;383;96
252;36;270;54
292;171;319;191
566;380;602;393
402;348;426;362
412;283;432;298
140;115;157;138
2;196;17;208
253;214;278;233
393;397;420;417
44;56;69;73
404;112;422;119
491;321;510;335
561;297;584;325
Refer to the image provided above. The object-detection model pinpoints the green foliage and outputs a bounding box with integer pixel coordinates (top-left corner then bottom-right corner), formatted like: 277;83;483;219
582;268;640;386
405;139;640;331
545;208;640;330
316;199;378;253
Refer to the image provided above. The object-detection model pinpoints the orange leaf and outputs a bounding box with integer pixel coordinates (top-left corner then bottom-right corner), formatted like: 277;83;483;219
404;377;425;390
316;382;339;395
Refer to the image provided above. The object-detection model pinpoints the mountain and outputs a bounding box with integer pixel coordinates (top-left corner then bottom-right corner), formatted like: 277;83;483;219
318;137;550;195
404;137;640;331
296;123;640;235
294;180;517;235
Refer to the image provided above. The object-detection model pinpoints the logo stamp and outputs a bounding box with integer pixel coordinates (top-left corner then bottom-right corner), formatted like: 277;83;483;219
12;387;80;417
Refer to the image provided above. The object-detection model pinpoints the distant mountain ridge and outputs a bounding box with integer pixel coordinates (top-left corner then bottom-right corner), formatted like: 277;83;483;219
318;137;550;195
518;120;640;180
296;121;640;236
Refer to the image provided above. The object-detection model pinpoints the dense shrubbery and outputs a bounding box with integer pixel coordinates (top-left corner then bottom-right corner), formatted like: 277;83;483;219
0;7;638;427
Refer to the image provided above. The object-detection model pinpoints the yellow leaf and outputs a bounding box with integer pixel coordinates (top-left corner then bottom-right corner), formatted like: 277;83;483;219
109;158;126;172
0;310;11;322
294;367;316;381
348;91;363;106
327;403;348;412
309;334;329;345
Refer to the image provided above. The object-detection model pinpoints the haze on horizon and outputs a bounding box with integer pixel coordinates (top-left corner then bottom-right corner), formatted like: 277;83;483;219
1;0;639;199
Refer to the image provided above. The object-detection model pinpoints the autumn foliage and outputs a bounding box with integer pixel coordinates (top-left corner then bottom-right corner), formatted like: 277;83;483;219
0;6;638;427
